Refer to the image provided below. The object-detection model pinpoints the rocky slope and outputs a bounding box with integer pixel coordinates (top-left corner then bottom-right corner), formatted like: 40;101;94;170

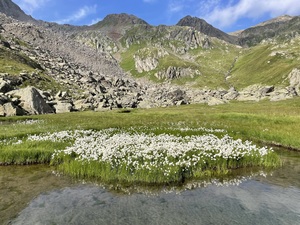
1;0;300;116
236;15;300;46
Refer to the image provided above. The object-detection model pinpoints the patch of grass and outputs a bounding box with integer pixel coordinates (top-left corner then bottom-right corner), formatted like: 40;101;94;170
0;141;71;165
0;47;42;74
230;44;297;89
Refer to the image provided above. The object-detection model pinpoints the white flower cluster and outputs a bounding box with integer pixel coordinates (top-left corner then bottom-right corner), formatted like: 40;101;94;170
131;122;226;134
27;130;76;142
16;119;45;125
45;128;272;177
0;137;19;146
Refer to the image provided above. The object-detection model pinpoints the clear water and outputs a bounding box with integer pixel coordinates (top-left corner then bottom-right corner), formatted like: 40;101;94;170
1;150;300;225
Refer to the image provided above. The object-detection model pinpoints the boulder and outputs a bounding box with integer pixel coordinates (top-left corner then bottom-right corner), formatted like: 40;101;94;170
207;97;226;106
73;99;94;111
223;87;239;100
0;93;9;105
0;79;13;93
53;101;74;113
0;105;4;117
2;102;25;116
288;68;300;95
269;87;293;101
8;86;54;115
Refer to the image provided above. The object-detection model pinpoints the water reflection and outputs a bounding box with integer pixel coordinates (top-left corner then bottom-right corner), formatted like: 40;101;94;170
2;150;300;225
10;181;300;225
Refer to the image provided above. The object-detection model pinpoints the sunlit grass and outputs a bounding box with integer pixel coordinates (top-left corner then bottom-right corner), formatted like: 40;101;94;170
1;100;300;183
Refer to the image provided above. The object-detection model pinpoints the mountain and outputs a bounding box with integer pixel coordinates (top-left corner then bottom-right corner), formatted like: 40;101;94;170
0;0;34;22
90;13;150;41
252;15;294;27
237;15;299;46
93;13;149;29
176;15;238;44
1;0;300;117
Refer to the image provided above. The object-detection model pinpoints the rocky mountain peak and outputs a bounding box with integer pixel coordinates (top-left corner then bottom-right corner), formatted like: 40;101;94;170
253;15;294;28
0;0;34;22
237;14;298;46
90;13;150;40
176;15;237;44
93;13;149;28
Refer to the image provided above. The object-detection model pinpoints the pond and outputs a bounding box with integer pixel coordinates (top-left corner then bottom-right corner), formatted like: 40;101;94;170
1;149;300;225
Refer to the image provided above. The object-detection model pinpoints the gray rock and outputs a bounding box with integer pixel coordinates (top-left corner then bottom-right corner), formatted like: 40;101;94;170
53;101;74;113
288;68;300;95
223;87;239;100
0;104;4;117
155;67;200;80
207;97;227;106
0;93;9;105
2;102;25;116
0;79;13;93
269;87;293;101
74;99;94;111
8;86;54;115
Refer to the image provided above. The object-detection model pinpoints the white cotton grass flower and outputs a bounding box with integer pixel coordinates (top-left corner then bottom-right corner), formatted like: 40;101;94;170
16;119;45;125
45;128;274;176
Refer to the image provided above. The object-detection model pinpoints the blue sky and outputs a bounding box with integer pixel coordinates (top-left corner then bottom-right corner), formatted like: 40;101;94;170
13;0;300;32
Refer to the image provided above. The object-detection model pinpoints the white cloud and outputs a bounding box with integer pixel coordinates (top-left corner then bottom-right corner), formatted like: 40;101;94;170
55;5;97;24
169;3;184;13
167;0;193;13
89;17;102;26
201;0;300;28
14;0;49;14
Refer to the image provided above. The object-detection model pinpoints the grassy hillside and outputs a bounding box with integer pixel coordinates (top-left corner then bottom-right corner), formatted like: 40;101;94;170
118;24;300;90
119;26;242;88
229;41;299;89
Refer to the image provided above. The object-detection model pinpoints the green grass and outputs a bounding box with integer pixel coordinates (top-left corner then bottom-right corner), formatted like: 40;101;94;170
230;44;298;89
0;47;41;74
2;100;300;183
0;141;70;165
1;99;300;148
52;148;280;185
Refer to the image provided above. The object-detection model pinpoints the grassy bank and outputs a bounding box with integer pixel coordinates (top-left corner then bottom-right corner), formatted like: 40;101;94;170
1;99;299;183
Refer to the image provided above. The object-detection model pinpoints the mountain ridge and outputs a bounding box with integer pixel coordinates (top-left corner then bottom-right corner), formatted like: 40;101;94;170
1;0;300;117
1;0;297;46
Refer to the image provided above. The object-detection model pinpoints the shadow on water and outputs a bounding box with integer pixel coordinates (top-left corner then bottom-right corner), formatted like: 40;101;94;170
1;149;300;225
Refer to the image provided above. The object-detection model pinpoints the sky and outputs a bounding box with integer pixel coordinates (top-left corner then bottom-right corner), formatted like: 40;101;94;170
12;0;300;33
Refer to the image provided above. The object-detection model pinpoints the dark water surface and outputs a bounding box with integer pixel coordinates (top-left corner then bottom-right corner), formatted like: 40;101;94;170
1;150;300;225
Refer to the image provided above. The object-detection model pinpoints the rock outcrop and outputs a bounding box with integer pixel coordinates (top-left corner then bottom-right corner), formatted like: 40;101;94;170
155;67;200;80
288;68;300;95
176;15;238;45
